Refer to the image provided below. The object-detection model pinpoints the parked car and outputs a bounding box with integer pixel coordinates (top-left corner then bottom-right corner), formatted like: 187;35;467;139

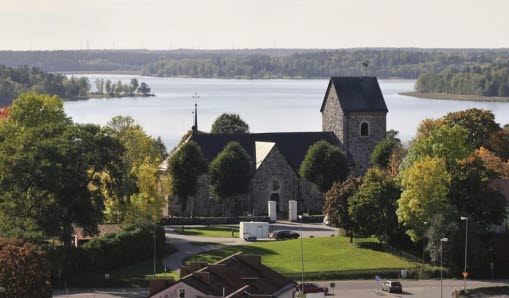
381;280;403;293
269;230;300;240
298;282;328;294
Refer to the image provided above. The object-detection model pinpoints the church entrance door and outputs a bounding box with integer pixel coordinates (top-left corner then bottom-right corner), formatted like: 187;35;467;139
270;193;280;212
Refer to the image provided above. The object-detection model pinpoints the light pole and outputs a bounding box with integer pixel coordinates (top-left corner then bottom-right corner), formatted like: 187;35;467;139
154;222;157;276
461;216;469;293
422;221;428;267
299;215;304;296
440;238;448;298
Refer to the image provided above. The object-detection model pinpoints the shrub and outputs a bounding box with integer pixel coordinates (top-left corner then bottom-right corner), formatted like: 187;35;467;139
77;224;166;272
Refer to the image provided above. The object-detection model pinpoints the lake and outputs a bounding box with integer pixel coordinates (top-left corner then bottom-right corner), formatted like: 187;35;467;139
63;75;509;150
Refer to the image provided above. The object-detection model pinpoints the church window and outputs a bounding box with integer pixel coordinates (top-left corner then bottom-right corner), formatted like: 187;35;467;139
360;122;369;137
179;289;185;298
271;180;281;192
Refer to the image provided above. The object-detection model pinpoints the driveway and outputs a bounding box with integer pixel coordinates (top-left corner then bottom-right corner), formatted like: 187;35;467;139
162;221;339;271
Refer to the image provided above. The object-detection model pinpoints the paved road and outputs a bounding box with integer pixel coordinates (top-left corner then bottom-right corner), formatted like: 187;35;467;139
162;222;339;271
53;288;148;298
53;280;508;297
315;279;509;298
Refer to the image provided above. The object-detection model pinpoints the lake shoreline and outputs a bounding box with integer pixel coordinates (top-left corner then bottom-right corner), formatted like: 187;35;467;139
65;93;155;101
399;91;509;103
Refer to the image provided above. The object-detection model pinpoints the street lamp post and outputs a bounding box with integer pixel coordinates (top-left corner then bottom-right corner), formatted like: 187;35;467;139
440;238;448;298
154;222;157;276
461;216;469;293
422;221;428;267
299;215;304;296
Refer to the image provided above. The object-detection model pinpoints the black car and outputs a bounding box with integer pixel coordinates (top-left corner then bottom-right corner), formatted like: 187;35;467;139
298;283;328;294
270;230;300;240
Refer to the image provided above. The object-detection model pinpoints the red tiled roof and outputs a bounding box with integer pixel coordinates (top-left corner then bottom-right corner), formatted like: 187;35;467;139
72;224;121;240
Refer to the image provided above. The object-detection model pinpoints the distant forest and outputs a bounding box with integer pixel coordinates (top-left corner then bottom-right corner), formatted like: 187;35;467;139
0;65;152;107
1;49;509;80
0;65;90;106
415;62;509;97
142;49;509;79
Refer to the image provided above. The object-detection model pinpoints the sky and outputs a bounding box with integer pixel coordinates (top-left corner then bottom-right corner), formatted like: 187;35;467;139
1;0;509;50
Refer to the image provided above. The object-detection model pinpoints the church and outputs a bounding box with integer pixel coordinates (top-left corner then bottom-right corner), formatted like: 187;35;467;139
161;77;388;217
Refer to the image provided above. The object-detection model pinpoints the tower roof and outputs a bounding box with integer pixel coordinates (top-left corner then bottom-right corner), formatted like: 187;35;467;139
320;77;388;113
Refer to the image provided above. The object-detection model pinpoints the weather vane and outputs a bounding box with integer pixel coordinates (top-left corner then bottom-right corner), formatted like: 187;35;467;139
362;60;369;77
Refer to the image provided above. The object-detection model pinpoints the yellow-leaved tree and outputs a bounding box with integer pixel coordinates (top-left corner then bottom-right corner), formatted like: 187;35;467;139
397;156;451;242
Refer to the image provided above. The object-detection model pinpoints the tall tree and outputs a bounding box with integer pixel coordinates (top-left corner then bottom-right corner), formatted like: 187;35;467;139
138;82;151;95
210;113;250;134
324;178;361;242
397;156;451;242
105;79;112;94
94;78;105;94
348;168;403;244
371;131;405;172
129;78;139;95
167;141;208;216
442;108;501;149
299;140;349;193
0;94;123;278
209;142;251;216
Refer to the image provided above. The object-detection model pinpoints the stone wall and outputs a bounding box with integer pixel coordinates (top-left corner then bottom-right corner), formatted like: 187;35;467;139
321;84;346;147
251;146;300;215
346;112;386;176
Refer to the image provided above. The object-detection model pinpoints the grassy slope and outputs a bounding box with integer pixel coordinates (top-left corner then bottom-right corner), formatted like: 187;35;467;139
174;225;238;238
400;91;509;102
186;236;419;274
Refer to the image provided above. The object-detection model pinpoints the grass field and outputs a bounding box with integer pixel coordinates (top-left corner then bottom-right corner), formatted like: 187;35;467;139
174;225;238;238
186;236;420;274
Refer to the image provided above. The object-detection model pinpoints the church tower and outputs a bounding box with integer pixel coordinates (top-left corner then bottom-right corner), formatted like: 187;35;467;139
320;77;388;175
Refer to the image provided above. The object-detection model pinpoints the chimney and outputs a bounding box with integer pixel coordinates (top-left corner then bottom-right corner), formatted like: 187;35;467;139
193;272;210;285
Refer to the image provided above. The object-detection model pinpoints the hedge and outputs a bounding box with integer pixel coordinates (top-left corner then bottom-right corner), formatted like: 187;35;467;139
73;224;166;272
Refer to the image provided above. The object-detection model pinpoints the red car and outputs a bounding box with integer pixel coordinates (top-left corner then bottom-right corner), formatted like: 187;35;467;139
298;283;328;294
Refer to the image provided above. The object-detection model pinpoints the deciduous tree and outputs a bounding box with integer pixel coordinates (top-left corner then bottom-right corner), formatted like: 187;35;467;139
299;140;349;193
324;178;361;242
209;142;251;216
167;141;208;215
348;168;403;244
397;156;451;242
210;113;250;134
0;239;51;298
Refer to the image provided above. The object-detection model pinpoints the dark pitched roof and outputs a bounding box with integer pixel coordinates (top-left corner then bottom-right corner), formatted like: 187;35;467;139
72;224;121;241
178;253;297;297
188;132;341;172
320;77;388;113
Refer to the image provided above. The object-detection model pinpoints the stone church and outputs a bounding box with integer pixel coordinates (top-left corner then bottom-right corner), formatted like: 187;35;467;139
161;77;388;217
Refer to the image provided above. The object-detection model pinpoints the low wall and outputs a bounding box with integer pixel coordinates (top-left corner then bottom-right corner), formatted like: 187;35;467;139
160;216;271;226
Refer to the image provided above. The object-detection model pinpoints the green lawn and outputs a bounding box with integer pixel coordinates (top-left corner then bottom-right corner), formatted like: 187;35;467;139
174;225;238;238
186;236;420;274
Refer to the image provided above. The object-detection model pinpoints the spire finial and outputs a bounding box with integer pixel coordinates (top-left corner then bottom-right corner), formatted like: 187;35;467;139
192;93;199;131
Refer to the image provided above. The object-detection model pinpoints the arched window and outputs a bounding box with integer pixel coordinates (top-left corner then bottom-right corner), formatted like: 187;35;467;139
360;122;369;137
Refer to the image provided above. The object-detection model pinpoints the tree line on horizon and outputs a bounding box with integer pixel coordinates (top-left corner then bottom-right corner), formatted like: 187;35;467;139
142;50;509;79
415;62;509;97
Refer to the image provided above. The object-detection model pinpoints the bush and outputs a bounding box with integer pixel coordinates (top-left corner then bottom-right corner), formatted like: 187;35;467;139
75;224;166;272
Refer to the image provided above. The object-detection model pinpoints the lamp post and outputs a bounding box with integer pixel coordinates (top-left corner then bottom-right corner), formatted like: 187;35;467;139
440;238;448;298
461;216;469;293
299;214;304;296
153;222;157;276
422;221;428;267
